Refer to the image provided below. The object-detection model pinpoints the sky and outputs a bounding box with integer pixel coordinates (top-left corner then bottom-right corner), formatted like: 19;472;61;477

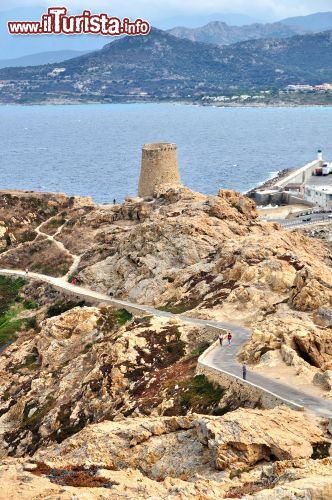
0;0;331;60
1;0;332;25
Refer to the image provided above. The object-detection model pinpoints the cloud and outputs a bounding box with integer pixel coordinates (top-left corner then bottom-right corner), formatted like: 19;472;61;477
2;0;332;22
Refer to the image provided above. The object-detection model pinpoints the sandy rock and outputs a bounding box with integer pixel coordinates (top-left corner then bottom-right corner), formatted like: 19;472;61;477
293;330;332;371
313;370;332;391
0;306;216;457
35;408;324;477
37;307;101;370
194;407;324;470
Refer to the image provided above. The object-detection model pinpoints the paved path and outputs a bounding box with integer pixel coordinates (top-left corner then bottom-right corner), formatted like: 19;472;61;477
201;323;332;419
0;268;331;419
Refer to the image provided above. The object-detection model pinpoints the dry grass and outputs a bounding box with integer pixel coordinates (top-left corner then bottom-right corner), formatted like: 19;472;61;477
33;462;118;488
0;238;73;277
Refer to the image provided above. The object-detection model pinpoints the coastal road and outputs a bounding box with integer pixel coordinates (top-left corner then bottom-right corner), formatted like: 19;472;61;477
265;214;332;230
201;323;332;419
0;268;331;419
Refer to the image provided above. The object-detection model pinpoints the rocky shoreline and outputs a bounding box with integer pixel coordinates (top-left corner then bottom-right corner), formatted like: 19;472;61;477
246;167;295;199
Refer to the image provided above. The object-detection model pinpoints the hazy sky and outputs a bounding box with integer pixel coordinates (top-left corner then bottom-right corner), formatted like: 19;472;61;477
2;0;332;23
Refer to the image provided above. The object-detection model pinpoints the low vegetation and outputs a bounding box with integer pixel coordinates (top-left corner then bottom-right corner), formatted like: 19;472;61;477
33;463;117;488
0;276;25;315
47;300;86;318
0;239;73;277
157;299;201;314
0;276;38;348
39;214;67;236
114;308;133;325
180;374;224;414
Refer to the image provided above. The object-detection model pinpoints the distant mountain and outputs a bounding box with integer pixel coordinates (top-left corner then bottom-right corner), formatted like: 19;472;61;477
281;12;332;32
168;12;332;47
159;13;259;29
0;50;90;69
0;7;107;60
0;7;259;60
168;20;304;46
0;28;331;103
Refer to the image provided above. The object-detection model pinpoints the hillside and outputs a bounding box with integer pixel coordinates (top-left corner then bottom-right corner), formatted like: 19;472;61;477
281;11;332;32
0;50;90;69
0;29;332;104
0;185;331;497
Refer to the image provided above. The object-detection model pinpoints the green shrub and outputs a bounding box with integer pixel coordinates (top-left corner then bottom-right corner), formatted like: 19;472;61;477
157;299;201;314
25;317;37;330
2;389;10;401
23;299;38;310
47;301;85;318
0;311;38;348
0;317;23;348
49;217;66;227
187;343;210;358
83;343;94;353
180;375;223;411
229;467;250;479
0;276;25;315
21;352;40;370
21;230;37;243
114;308;133;325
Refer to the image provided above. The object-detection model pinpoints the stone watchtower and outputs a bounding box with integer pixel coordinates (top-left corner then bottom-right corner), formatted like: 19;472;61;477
138;143;182;197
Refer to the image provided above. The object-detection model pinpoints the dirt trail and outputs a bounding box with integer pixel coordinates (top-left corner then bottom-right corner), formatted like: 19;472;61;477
35;219;81;279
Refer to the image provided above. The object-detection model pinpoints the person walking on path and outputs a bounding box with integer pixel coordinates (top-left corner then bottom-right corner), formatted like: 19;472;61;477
227;331;232;347
113;199;116;205
218;332;224;346
242;362;247;380
25;268;29;276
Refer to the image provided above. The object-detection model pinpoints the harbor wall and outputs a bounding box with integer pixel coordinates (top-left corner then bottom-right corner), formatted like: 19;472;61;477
254;159;321;206
272;160;322;188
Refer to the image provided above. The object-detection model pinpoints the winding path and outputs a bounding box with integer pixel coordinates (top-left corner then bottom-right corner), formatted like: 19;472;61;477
0;268;331;419
35;220;81;279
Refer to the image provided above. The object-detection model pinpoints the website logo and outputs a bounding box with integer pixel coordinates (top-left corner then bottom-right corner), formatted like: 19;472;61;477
8;7;151;36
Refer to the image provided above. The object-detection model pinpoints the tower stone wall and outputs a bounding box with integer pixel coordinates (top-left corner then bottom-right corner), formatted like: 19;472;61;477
138;143;182;197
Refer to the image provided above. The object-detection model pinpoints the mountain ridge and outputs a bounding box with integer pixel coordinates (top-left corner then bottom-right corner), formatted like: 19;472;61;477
0;28;331;103
168;20;306;46
0;50;91;69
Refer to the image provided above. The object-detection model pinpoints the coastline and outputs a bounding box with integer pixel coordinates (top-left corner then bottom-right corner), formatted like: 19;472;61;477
1;98;332;108
246;168;295;199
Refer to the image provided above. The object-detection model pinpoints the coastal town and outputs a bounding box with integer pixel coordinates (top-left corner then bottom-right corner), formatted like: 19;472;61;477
203;83;332;106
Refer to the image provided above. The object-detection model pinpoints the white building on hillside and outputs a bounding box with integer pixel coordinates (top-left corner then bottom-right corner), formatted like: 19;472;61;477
304;185;332;210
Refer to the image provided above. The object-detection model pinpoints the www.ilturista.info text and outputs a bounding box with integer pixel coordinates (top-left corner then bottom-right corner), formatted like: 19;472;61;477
8;7;151;36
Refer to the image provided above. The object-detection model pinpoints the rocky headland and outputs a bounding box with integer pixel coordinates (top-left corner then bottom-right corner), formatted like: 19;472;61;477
0;185;331;498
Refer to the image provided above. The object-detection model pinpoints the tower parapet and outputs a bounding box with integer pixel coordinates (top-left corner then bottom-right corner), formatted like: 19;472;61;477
138;143;182;197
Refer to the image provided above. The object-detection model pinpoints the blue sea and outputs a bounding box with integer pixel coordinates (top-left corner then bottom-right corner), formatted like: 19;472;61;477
0;103;332;203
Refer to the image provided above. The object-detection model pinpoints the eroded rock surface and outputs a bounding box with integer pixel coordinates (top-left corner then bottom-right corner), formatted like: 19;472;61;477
0;408;328;499
0;306;222;457
0;188;331;498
